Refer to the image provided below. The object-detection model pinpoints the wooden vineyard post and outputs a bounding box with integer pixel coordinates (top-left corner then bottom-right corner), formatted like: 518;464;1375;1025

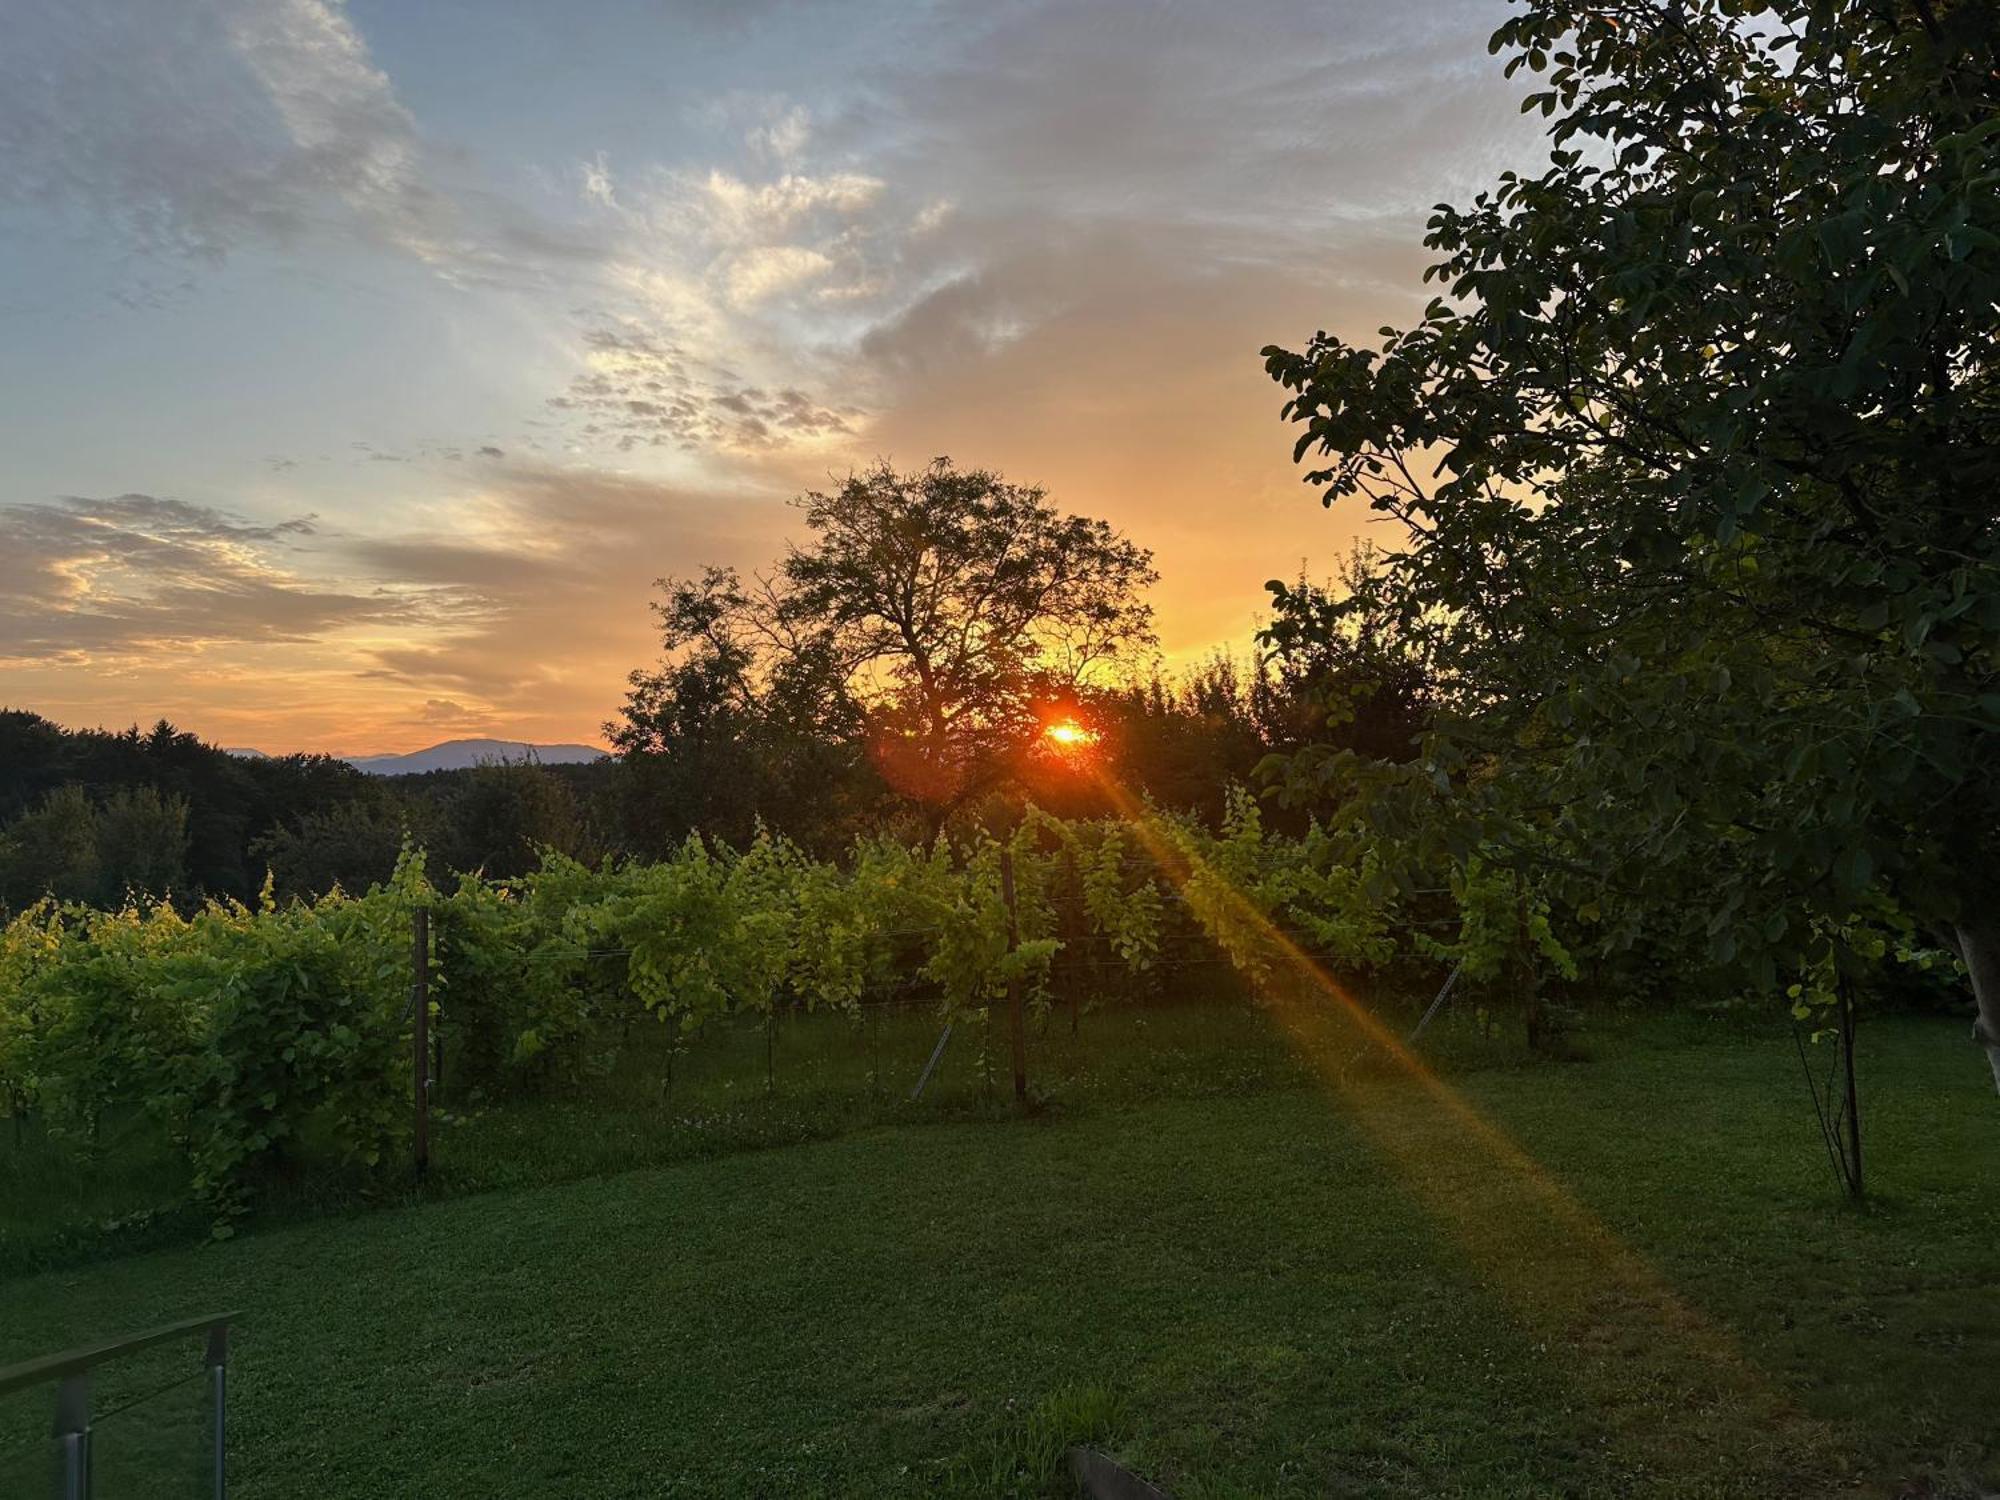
412;905;431;1180
1061;845;1082;1036
1000;848;1026;1104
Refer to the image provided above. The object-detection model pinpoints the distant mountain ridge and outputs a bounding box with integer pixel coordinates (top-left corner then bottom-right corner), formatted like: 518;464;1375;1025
226;739;609;775
346;739;609;775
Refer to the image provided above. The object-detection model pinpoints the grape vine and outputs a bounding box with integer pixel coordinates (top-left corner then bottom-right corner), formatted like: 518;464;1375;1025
0;798;1566;1219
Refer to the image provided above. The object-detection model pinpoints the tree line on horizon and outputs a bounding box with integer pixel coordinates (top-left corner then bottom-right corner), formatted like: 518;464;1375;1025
0;532;1423;913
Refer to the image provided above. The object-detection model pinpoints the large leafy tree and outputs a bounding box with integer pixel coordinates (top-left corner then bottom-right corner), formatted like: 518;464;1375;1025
617;459;1158;826
1265;0;2000;1083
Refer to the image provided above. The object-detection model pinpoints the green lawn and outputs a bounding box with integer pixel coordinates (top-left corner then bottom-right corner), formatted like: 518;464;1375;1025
2;1011;1995;1498
0;993;1520;1272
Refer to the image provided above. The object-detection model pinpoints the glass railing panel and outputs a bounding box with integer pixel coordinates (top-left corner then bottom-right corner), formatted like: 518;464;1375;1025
87;1350;217;1498
0;1380;56;1497
0;1312;233;1499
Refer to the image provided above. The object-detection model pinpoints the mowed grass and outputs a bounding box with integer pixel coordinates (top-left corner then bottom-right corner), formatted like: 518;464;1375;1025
1;1010;1995;1498
0;993;1523;1270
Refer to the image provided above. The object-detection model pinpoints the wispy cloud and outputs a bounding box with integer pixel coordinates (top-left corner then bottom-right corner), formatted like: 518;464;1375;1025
548;325;858;453
0;462;788;746
0;0;594;283
539;148;911;455
0;493;406;663
334;459;790;709
533;0;1529;467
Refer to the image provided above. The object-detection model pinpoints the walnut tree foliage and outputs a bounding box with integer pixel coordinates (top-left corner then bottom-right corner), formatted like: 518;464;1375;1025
616;459;1158;825
1264;0;1999;1027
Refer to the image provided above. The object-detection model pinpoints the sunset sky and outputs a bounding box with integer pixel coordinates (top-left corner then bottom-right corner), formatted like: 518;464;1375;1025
2;0;1541;755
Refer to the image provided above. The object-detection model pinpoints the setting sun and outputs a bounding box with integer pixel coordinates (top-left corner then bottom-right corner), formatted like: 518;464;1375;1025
1042;717;1099;749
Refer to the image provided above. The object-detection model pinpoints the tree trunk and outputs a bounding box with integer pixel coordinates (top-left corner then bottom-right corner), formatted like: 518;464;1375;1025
1517;895;1546;1054
1523;975;1545;1053
1955;921;2000;1094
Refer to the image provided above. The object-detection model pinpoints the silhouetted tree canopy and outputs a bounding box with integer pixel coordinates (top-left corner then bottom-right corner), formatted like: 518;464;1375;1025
613;458;1159;834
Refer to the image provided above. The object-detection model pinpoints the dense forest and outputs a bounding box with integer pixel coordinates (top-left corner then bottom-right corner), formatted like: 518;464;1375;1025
0;711;611;907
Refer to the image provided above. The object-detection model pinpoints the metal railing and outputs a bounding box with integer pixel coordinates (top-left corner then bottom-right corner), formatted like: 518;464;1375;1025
0;1312;237;1499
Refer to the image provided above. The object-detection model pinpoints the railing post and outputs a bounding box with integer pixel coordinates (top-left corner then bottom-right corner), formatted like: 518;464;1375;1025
54;1372;89;1500
206;1322;229;1499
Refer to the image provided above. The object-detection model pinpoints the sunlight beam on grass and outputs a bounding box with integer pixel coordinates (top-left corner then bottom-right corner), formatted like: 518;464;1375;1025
1086;769;1839;1474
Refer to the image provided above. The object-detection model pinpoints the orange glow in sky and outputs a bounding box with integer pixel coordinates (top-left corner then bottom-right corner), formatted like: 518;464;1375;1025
0;2;1543;756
